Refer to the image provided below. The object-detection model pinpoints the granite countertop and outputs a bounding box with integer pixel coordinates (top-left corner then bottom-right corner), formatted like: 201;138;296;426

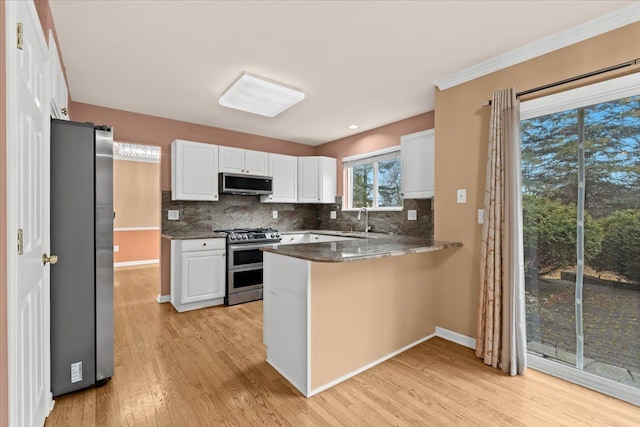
262;237;462;263
161;231;227;240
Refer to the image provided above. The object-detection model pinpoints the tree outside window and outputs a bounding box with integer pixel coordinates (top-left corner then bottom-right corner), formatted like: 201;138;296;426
346;151;402;209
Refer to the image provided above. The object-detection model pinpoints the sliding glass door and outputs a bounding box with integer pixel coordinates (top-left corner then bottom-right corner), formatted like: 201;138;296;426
520;74;640;404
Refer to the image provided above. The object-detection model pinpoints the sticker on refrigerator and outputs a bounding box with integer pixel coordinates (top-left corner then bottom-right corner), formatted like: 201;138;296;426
71;361;83;383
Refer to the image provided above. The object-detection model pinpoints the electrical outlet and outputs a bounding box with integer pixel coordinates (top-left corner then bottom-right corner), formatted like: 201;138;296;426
114;245;119;253
330;211;337;219
457;189;467;204
272;210;278;219
478;209;485;224
408;210;417;221
168;210;179;220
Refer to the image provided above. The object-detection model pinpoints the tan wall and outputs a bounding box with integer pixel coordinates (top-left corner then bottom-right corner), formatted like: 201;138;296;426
114;159;160;228
69;102;317;193
310;253;436;390
434;22;640;339
315;112;434;196
113;158;160;263
1;0;8;423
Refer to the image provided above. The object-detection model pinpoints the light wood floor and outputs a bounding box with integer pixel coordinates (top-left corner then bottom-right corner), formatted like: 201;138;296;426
45;265;638;426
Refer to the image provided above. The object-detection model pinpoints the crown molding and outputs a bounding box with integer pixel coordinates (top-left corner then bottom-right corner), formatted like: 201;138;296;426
434;3;640;91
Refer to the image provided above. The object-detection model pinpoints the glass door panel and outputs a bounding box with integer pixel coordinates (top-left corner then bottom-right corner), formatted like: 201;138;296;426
521;94;640;390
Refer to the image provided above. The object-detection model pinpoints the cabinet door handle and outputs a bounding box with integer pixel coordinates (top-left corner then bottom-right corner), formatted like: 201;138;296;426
203;243;207;246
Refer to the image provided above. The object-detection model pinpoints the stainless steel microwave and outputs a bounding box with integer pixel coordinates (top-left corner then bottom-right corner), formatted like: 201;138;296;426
219;172;273;195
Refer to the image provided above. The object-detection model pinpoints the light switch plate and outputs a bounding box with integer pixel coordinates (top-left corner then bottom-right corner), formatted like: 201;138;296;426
457;189;467;204
168;210;179;220
272;210;278;219
114;245;119;253
330;211;337;219
477;209;484;224
408;210;417;221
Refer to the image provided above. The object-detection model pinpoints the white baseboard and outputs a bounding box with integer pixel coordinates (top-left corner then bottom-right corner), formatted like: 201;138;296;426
114;259;159;267
308;332;437;397
436;326;476;350
156;294;170;304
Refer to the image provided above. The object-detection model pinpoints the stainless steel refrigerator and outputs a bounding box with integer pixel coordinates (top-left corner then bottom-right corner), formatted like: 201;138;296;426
50;119;114;397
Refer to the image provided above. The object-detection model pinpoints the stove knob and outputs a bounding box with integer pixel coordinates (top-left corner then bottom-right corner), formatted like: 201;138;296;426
242;235;248;240
275;232;280;238
229;235;236;240
270;233;275;238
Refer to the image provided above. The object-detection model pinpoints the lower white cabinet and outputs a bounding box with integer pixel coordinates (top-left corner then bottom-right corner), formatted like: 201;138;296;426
170;238;226;312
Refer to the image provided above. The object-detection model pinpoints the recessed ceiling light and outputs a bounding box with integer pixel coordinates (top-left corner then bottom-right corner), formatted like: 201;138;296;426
219;72;305;118
347;124;359;130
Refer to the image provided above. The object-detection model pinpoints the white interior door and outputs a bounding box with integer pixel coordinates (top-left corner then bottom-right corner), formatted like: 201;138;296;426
6;1;53;425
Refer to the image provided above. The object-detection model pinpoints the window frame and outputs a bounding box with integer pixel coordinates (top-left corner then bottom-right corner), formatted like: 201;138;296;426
342;146;403;211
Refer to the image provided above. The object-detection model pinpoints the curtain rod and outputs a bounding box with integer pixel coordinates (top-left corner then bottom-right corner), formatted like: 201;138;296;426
482;57;640;106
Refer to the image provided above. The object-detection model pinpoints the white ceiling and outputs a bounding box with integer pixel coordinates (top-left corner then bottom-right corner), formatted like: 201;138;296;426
49;1;635;146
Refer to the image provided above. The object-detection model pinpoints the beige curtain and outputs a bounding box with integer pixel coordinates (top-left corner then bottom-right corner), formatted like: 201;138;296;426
476;88;527;376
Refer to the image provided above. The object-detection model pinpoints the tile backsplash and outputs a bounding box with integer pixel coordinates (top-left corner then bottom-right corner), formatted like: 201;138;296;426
162;191;433;238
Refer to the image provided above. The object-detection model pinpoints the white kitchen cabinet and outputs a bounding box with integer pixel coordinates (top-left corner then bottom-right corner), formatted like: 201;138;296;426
170;238;226;312
297;156;337;203
401;129;435;199
219;146;270;176
49;32;69;120
261;153;297;203
171;139;219;201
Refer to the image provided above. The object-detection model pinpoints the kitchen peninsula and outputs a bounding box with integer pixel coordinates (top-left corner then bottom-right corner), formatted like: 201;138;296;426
261;237;461;397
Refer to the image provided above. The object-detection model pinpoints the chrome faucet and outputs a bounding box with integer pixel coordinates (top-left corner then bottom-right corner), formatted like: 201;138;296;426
357;207;371;233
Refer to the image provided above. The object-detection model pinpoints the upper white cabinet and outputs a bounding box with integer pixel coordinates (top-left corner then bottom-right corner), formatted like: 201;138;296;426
49;32;69;120
219;146;270;176
297;156;337;203
401;129;434;199
171;140;219;201
261;154;297;203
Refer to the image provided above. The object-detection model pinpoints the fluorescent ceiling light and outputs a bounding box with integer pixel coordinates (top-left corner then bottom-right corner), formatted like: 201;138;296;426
219;72;305;117
347;124;359;130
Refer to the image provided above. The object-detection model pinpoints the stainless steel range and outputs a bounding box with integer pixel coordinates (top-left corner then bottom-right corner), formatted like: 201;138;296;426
214;228;281;305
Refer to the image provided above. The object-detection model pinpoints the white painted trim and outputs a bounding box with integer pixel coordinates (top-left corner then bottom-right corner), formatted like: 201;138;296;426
435;326;477;350
156;294;171;304
342;145;400;163
529;354;640;407
434;3;640;91
6;3;19;423
520;72;640;120
307;333;437;397
114;259;159;267
114;227;160;232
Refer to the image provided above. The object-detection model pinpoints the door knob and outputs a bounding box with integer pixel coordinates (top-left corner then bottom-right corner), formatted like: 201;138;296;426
42;253;58;265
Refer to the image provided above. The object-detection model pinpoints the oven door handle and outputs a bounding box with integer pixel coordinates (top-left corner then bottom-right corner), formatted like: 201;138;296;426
228;242;280;251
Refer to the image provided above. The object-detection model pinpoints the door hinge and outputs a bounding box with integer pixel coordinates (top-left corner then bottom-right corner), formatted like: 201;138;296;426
17;22;23;50
17;229;24;255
